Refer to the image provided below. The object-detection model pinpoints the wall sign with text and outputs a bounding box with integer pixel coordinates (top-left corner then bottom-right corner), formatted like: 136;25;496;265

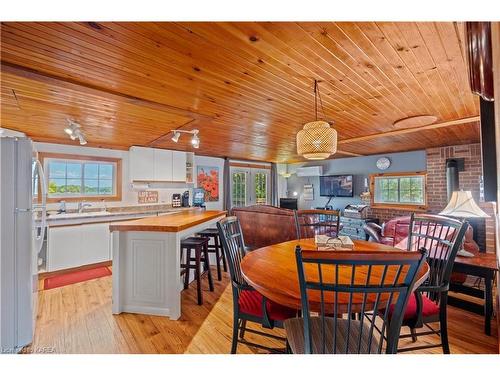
138;190;159;204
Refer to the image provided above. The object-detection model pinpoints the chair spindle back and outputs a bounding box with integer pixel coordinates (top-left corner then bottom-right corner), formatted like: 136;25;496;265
295;247;427;354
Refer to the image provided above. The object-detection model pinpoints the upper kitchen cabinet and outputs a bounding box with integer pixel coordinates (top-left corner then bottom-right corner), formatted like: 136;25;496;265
153;148;173;181
129;146;191;182
172;151;187;182
129;146;155;181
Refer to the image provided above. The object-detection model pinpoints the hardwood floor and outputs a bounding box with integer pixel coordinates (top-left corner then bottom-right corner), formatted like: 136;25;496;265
30;270;497;354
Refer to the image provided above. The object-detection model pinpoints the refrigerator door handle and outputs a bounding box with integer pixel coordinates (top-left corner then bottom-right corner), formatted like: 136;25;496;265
32;159;47;253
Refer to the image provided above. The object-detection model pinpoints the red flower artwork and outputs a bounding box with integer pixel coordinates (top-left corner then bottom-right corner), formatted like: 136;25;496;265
197;167;219;202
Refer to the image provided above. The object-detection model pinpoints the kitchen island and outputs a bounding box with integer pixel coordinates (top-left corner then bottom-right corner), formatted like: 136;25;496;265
109;209;226;319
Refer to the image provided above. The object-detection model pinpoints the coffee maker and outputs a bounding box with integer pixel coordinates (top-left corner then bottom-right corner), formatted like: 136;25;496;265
181;190;190;207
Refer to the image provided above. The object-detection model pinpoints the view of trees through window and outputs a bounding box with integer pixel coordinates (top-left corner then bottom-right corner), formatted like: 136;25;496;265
231;172;246;207
373;175;424;205
47;159;115;197
254;172;267;204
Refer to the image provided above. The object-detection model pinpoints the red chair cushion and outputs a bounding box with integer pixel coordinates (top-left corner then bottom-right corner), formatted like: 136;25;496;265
387;293;440;322
239;290;297;321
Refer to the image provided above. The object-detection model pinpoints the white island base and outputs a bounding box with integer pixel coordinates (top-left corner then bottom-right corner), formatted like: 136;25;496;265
110;210;225;320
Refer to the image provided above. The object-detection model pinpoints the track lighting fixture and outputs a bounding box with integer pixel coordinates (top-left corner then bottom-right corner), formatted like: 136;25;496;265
64;119;87;145
168;129;200;148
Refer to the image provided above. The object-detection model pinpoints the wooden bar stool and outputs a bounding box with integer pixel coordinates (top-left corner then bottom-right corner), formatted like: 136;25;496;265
197;227;227;281
180;236;214;305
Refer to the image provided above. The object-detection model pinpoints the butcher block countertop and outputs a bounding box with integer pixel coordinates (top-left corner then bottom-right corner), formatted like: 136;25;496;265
109;209;226;232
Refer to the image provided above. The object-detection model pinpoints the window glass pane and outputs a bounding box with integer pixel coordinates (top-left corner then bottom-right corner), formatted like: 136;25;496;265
66;163;82;178
49;179;66;194
231;172;246;207
66;179;82;194
99;179;113;195
254;172;267;204
99;164;114;179
49;162;66;178
84;163;99;179
373;175;424;206
47;158;117;198
84;179;99;194
388;178;398;190
388;190;398;202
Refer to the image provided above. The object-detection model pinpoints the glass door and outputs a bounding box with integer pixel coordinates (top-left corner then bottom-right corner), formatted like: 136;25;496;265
231;169;248;207
230;167;270;207
253;170;269;205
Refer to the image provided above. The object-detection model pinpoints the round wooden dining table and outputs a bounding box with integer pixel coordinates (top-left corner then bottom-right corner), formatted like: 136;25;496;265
240;238;429;312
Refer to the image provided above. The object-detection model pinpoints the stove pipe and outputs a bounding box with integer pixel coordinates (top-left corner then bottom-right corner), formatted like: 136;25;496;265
446;159;460;202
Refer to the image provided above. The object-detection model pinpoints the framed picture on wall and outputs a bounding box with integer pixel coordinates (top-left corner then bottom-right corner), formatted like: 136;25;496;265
197;166;219;202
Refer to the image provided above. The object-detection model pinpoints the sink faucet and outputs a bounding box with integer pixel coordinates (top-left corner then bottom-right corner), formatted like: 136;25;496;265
77;201;92;213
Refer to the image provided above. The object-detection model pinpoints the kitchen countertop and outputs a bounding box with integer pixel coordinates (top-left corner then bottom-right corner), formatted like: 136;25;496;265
109;209;226;232
46;207;190;222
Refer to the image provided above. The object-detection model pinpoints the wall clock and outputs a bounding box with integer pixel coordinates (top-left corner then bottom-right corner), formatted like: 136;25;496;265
376;157;391;170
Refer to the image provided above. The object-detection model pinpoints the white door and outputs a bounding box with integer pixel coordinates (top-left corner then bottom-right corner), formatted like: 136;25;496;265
230;169;248;207
230;167;270;207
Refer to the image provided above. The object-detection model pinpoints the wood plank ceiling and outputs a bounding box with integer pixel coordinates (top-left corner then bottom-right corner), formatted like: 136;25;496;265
0;22;480;162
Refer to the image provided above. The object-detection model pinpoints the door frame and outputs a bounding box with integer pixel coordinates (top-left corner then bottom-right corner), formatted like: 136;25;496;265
230;166;271;207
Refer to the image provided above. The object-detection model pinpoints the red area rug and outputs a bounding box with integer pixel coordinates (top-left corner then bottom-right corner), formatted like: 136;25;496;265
43;266;112;290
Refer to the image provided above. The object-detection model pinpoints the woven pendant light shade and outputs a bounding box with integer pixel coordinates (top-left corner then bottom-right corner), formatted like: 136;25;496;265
296;120;337;160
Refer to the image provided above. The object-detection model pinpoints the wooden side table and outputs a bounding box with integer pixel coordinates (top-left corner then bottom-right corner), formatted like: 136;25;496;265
449;252;498;335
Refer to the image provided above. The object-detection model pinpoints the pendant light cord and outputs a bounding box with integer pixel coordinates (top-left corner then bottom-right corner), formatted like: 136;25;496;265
313;79;326;122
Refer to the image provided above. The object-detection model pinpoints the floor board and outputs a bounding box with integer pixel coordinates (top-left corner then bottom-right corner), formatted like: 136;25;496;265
29;269;498;354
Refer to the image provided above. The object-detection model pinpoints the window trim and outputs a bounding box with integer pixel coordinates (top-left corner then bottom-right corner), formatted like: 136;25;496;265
39;152;122;203
369;171;427;211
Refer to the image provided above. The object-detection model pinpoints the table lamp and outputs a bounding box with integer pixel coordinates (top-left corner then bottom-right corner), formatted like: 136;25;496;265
439;190;489;257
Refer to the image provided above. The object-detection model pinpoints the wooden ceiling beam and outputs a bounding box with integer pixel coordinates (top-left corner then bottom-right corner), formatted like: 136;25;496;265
338;116;480;145
0;62;212;122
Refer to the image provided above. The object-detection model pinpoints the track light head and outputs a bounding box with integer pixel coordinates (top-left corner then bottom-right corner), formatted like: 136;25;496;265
65;119;87;145
171;131;181;143
78;132;87;145
191;133;200;148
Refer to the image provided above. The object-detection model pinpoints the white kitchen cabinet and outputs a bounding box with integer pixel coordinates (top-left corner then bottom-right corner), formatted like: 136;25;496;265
172;151;187;182
129;146;188;182
47;225;82;271
153;149;173;181
80;223;111;265
129;146;155;181
47;223;111;272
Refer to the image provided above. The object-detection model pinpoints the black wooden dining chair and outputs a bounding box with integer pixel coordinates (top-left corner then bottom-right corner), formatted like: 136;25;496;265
217;216;297;354
284;246;427;354
390;213;468;353
295;209;341;239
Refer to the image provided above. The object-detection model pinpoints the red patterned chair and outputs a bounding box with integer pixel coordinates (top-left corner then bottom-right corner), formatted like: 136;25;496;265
363;216;480;283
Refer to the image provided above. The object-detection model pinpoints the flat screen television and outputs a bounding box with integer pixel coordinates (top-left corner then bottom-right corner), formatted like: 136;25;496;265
279;198;298;210
319;175;354;197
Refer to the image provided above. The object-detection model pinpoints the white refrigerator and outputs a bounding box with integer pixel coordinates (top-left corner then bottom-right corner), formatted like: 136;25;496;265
0;136;47;353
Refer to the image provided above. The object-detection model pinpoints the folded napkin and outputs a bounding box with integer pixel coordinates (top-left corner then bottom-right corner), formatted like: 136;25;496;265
315;235;354;250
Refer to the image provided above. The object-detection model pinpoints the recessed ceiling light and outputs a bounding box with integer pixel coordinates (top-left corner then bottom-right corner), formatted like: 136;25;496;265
393;115;438;129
